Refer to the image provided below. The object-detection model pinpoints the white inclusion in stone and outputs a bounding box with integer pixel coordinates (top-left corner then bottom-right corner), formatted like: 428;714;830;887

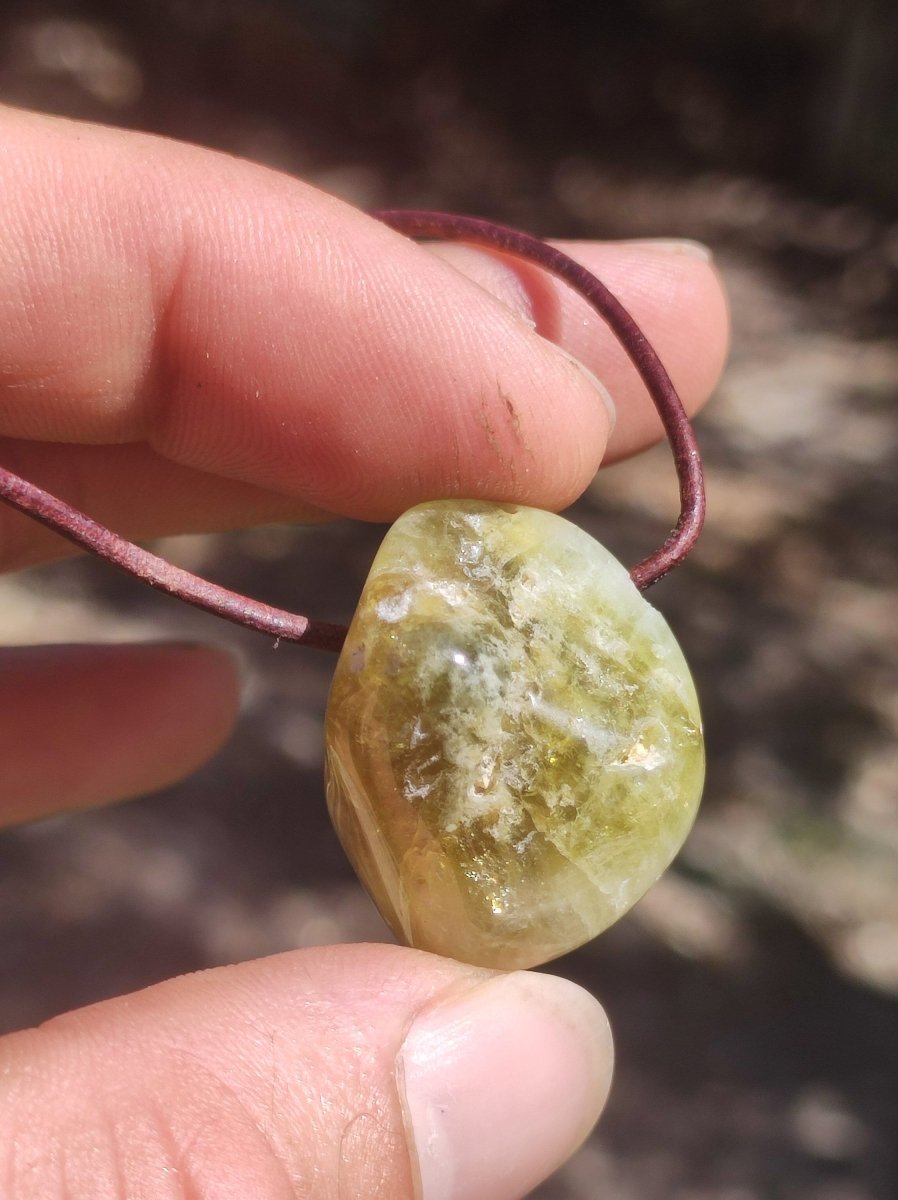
376;590;413;622
458;537;483;565
426;580;469;608
621;741;665;770
408;717;427;747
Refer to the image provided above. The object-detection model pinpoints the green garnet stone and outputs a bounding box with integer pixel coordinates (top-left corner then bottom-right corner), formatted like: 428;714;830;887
325;501;704;970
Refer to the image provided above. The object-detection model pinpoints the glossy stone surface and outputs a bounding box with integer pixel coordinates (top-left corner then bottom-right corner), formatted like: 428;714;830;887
325;501;704;969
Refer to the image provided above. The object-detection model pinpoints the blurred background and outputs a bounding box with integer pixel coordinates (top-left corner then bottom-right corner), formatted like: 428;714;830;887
1;1;896;1196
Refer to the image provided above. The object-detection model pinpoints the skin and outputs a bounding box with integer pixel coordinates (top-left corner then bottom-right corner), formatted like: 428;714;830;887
0;104;729;1198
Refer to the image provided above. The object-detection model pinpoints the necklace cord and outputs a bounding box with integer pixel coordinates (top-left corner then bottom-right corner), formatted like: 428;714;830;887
0;211;705;650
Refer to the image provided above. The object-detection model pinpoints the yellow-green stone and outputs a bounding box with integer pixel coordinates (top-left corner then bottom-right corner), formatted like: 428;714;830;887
325;501;704;969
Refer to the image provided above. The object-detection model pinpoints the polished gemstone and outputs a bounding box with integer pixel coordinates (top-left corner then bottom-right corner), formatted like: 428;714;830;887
325;501;704;970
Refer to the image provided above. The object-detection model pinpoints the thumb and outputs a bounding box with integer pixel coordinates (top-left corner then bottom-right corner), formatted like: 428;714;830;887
3;944;613;1200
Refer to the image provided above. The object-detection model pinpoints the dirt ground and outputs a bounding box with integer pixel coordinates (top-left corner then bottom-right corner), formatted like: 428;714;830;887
1;4;896;1197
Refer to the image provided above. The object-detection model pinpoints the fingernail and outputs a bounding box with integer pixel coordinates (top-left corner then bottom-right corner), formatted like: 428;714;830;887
553;347;617;432
624;237;713;262
397;971;613;1200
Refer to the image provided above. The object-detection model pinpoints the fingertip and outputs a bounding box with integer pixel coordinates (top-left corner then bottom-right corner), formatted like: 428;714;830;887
569;240;730;462
0;641;241;824
398;969;613;1200
430;236;730;465
153;206;618;520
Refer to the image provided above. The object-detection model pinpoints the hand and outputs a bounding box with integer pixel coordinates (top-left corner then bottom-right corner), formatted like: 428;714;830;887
0;104;729;1198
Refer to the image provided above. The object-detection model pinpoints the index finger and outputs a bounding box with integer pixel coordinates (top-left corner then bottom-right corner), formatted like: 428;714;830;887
0;105;727;526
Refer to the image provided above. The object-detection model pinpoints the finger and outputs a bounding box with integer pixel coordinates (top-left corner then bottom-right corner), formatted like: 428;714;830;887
1;944;613;1200
0;643;239;826
428;237;729;462
1;105;611;520
1;106;725;532
0;241;726;575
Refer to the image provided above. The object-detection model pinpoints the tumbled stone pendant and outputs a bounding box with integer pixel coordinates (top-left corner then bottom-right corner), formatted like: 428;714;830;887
325;500;704;970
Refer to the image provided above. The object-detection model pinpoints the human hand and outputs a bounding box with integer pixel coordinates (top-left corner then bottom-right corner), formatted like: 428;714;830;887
0;104;729;1198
